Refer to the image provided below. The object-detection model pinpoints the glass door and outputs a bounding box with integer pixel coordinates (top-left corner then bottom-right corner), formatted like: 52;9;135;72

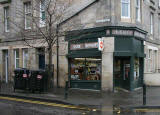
114;57;130;90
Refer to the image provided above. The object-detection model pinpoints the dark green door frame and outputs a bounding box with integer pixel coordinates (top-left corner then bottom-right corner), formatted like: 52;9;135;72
130;56;135;91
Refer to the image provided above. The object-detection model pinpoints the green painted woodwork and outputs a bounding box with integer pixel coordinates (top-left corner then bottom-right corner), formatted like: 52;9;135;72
66;26;147;91
115;37;133;52
65;26;147;41
70;80;101;90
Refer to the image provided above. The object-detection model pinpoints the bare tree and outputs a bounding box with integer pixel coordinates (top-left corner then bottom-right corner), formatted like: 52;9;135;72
10;0;73;88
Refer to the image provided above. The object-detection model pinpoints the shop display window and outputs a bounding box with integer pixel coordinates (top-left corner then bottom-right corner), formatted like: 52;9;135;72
70;58;101;81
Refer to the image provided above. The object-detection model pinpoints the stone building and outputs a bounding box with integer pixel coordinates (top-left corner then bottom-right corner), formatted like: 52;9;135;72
0;0;159;91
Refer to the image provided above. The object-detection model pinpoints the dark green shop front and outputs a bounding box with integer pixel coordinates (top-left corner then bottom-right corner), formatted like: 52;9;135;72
66;26;147;91
114;37;145;90
67;38;102;90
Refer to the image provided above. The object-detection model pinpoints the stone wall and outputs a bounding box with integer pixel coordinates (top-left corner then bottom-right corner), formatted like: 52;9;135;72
102;37;114;91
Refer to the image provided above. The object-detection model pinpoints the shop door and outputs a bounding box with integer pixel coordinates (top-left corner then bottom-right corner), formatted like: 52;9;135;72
114;58;130;90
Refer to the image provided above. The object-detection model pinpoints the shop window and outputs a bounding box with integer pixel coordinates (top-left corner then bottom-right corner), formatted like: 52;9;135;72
70;58;101;81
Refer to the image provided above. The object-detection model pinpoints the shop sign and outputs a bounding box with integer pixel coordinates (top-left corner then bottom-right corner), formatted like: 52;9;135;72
112;29;134;36
70;42;98;50
98;38;104;51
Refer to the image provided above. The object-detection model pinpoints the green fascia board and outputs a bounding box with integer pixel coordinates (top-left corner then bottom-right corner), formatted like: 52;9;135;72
114;51;134;57
114;51;146;57
67;50;101;58
136;52;146;57
65;26;147;41
0;0;11;4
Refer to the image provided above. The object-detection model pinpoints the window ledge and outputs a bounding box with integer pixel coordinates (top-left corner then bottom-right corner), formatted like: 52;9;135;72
121;17;131;23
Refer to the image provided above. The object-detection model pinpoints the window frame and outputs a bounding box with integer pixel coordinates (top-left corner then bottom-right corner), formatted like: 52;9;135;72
39;0;46;27
121;0;131;18
150;13;154;35
24;2;32;30
4;6;10;32
14;49;20;69
135;0;141;22
23;49;28;68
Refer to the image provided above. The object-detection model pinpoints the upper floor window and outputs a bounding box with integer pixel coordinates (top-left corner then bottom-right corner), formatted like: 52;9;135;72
121;0;130;18
40;0;46;27
4;7;9;32
150;13;154;35
135;0;141;21
159;18;160;38
24;2;31;29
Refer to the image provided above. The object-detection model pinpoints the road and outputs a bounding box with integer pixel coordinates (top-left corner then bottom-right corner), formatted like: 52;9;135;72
0;96;101;115
0;96;160;115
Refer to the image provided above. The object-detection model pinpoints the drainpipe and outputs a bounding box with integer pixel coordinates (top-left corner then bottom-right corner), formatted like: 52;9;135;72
56;24;59;88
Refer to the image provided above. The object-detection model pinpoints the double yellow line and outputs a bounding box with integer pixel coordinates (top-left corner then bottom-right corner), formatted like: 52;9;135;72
0;96;96;111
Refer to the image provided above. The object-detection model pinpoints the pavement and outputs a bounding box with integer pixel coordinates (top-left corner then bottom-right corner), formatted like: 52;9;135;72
1;82;160;112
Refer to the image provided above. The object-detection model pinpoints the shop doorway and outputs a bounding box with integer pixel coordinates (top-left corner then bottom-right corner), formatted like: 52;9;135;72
114;57;130;90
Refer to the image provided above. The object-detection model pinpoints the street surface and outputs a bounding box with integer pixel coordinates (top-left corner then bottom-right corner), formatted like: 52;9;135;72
0;96;100;115
0;96;160;115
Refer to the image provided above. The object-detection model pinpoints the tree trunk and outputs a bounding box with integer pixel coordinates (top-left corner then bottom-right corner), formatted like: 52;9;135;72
48;45;53;89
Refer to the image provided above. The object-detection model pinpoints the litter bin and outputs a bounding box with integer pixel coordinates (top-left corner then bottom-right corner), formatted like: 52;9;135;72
29;70;38;93
29;69;47;93
13;68;30;92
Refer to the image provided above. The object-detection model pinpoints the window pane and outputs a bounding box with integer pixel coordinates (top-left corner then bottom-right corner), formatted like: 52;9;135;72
23;49;28;68
16;59;19;68
16;50;19;58
4;7;9;32
41;11;45;21
122;3;129;17
24;2;31;29
70;58;101;81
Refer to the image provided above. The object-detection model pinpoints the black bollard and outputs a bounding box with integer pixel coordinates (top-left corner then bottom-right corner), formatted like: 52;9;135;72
143;84;146;105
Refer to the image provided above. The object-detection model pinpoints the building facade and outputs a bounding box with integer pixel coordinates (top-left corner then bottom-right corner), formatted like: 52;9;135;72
0;0;160;91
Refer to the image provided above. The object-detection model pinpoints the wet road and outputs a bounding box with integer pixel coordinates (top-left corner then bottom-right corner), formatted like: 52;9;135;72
0;97;101;115
0;96;160;115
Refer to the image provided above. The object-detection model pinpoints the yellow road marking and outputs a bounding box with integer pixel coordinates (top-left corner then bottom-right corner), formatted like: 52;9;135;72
135;108;160;112
0;96;93;111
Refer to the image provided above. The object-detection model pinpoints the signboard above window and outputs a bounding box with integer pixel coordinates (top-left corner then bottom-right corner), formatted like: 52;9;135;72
70;42;98;50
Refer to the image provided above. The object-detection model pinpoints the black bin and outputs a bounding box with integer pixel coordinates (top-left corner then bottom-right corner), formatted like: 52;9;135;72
14;68;30;92
30;70;47;93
